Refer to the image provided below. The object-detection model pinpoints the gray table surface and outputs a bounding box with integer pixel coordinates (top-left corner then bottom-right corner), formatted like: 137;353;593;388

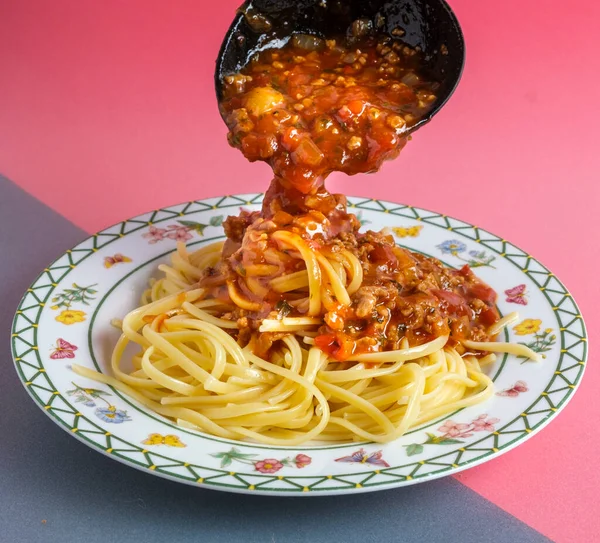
0;175;551;543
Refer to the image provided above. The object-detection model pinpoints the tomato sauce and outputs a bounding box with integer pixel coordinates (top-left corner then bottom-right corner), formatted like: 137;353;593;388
209;30;500;361
220;34;438;195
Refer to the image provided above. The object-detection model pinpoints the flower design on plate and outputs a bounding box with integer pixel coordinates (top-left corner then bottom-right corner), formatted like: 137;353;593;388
467;250;496;268
513;318;542;335
437;420;473;438
95;406;132;424
254;459;284;474
49;338;78;359
165;225;193;242
294;454;312;468
55;309;87;325
335;448;390;468
142;216;224;244
143;225;167;244
404;414;500;456
67;383;111;406
142;433;186;447
50;283;98;310
210;447;312;472
391;225;423;238
496;381;529;397
437;239;467;255
471;414;500;432
437;240;496;268
515;325;556;359
104;253;132;268
67;383;132;423
505;284;528;305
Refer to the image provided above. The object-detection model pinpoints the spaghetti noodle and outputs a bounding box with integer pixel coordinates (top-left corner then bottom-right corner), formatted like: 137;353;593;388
74;240;538;445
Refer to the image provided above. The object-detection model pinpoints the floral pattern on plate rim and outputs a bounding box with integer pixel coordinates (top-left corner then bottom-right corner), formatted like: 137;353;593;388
512;319;557;360
403;415;500;457
142;216;224;244
437;239;496;268
211;447;312;472
67;383;132;424
50;282;99;326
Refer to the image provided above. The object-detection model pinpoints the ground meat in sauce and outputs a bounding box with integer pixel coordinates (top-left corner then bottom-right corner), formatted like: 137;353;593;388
223;210;259;243
338;228;498;352
202;216;499;360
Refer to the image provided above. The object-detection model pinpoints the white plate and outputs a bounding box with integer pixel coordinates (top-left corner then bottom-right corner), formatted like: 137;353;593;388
11;194;587;495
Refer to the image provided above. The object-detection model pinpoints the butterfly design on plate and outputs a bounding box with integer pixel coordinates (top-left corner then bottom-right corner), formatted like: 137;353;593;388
50;338;78;360
504;284;528;305
104;253;132;268
335;448;390;468
391;225;423;238
496;380;529;397
141;433;186;448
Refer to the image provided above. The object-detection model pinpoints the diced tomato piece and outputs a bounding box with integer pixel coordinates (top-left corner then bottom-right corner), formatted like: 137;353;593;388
431;289;469;316
347;100;366;115
469;283;497;304
292;137;324;167
367;125;399;158
284;165;320;194
282;127;301;151
315;332;355;361
480;307;500;326
369;244;398;266
458;264;473;278
334;333;355;361
337;105;353;122
315;334;338;356
240;133;277;159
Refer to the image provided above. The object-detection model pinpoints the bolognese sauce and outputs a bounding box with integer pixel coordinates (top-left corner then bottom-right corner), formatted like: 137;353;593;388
200;30;500;361
220;34;438;194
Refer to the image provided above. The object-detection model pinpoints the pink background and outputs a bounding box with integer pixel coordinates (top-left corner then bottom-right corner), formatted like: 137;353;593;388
1;1;598;540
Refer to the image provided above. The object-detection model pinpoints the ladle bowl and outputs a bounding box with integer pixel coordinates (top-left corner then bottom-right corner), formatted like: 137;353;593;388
215;0;465;133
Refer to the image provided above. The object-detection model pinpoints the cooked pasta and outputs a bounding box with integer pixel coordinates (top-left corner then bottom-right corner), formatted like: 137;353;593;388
74;240;539;445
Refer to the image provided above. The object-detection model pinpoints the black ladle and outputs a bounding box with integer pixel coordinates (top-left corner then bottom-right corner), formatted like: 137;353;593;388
215;0;465;133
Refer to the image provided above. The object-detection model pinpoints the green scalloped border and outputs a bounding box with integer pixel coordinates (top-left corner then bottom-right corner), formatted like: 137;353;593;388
11;194;587;494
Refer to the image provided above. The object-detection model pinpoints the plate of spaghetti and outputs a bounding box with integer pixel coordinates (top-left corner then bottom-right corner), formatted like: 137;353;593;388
12;22;587;495
10;193;587;494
